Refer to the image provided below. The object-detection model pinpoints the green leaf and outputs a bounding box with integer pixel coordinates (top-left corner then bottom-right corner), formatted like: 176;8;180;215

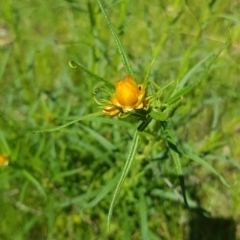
97;0;135;79
184;152;230;187
52;167;84;181
138;189;149;240
143;59;155;87
57;191;98;209
83;173;120;209
122;201;131;239
0;131;11;155
171;52;214;94
207;155;240;171
151;189;184;202
0;49;11;79
150;100;181;121
22;170;47;199
137;119;152;132
151;189;198;207
69;60;114;89
163;124;190;207
56;173;120;209
107;130;139;230
33;111;104;134
169;149;182;176
167;35;231;105
80;123;116;151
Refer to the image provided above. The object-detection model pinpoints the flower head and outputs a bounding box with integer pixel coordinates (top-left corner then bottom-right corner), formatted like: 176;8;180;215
103;75;146;116
0;155;8;166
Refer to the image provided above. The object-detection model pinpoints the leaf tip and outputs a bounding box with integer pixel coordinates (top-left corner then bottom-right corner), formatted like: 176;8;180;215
69;60;77;68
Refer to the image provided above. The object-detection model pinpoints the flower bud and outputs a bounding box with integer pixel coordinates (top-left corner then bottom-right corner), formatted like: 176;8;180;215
115;75;143;107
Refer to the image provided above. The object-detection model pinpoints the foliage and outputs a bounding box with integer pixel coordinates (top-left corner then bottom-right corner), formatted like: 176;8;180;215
0;0;240;239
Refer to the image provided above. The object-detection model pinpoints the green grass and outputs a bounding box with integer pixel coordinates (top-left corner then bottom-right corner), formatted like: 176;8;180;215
1;0;240;239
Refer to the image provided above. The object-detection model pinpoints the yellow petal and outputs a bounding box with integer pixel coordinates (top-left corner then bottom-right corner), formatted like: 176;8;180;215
103;106;120;116
115;75;139;107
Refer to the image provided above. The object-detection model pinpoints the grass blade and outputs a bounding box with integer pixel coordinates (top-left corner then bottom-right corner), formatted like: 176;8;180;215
52;167;84;181
138;189;149;240
167;35;231;105
22;170;47;199
185;152;230;187
83;173;120;209
171;52;214;95
80;124;116;151
0;49;11;79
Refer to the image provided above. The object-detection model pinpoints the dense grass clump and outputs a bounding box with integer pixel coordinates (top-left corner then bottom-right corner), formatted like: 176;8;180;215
0;0;240;239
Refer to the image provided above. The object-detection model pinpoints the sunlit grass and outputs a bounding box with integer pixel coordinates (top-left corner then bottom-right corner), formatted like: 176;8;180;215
0;0;240;239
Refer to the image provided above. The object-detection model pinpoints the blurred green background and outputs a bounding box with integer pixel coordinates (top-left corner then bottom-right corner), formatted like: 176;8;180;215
0;0;240;239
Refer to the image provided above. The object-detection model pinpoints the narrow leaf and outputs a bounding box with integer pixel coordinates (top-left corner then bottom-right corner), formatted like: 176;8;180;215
33;111;104;134
22;170;47;199
0;49;11;78
138;189;149;240
80;124;116;151
151;189;197;207
107;130;139;230
53;167;84;181
83;173;120;209
143;59;155;87
97;0;135;79
171;52;214;95
185;152;230;187
169;149;182;176
69;60;114;89
137;119;152;132
167;35;231;105
164;125;189;207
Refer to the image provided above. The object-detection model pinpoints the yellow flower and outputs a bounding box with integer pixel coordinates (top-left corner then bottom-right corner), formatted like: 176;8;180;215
0;155;8;166
103;75;146;116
